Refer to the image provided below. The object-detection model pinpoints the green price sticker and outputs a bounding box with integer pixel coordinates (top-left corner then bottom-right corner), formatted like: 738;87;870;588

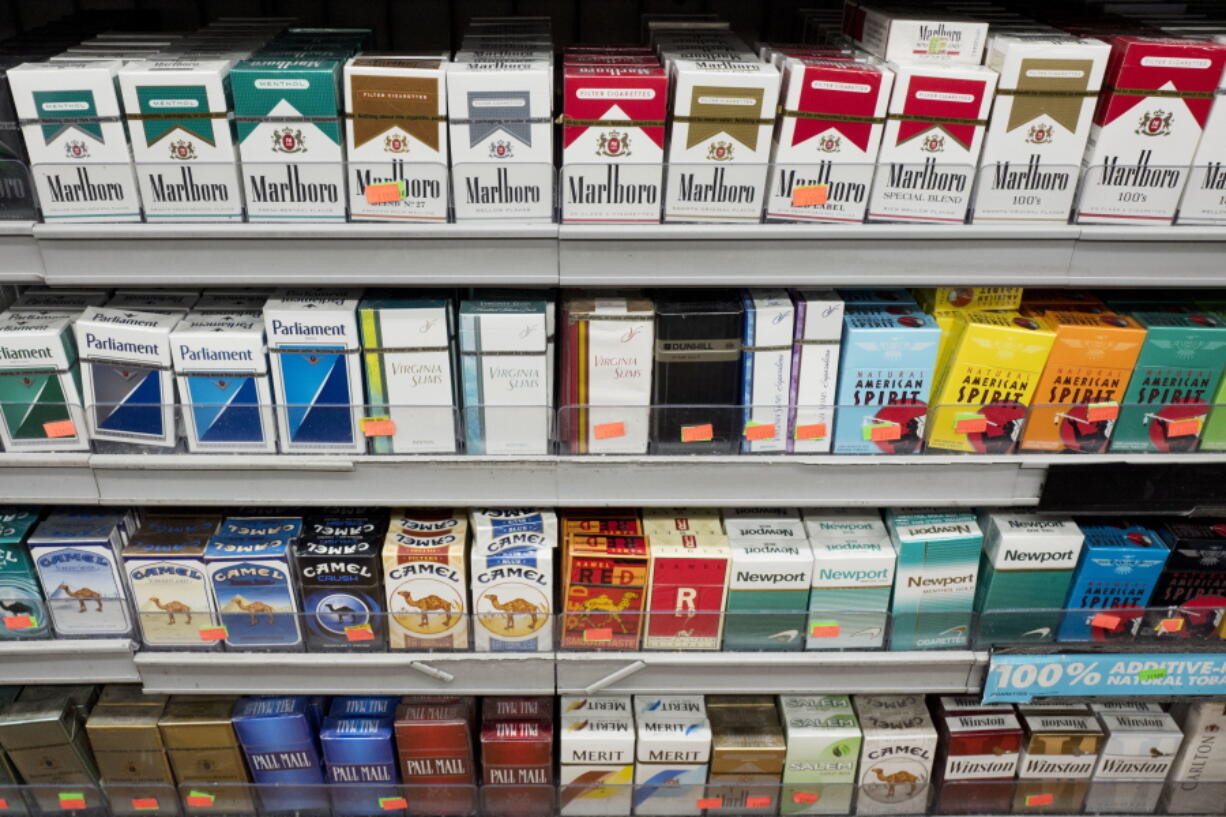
1138;667;1168;681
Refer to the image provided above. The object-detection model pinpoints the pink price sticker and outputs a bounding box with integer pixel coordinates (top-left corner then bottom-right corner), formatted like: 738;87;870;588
3;615;34;630
696;799;722;810
583;627;613;643
1025;794;1054;807
1090;613;1122;632
345;624;375;642
0;798;9;810
361;417;396;437
198;625;228;642
792;793;819;805
744;422;776;441
681;424;714;443
43;419;77;439
745;797;771;808
185;792;215;808
379;798;408;811
58;794;86;811
794;423;826;440
131;799;159;811
593;421;625;440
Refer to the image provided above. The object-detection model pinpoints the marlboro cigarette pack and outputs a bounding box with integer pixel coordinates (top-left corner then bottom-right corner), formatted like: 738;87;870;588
803;511;896;650
935;711;1022;815
789;289;844;453
1179;37;1226;224
1057;521;1170;641
159;696;251;812
562;520;650;649
854;695;938;815
634;714;713;815
853;8;989;65
644;522;730;650
30;510;133;638
780;695;860;815
741;289;795;453
85;695;175;788
559;715;635;816
886;510;981;650
0;312;89;452
123;515;221;648
383;511;469;650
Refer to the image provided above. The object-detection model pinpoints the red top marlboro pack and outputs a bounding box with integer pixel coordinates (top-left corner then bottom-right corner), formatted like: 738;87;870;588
562;65;668;165
481;719;554;785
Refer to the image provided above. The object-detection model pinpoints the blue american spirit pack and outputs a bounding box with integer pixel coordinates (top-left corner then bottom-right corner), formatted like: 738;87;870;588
264;289;364;453
0;510;50;640
886;510;982;650
741;289;795;454
172;312;276;453
232;696;326;811
28;510;133;637
0;312;89;452
205;516;304;650
74;307;181;448
122;513;221;648
295;509;388;652
1057;521;1170;642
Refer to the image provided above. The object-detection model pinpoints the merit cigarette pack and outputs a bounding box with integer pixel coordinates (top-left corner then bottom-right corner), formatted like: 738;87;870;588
232;696;325;811
973;36;1110;223
834;306;940;454
123;515;221;647
1178;38;1226;224
1019;311;1146;454
741;289;796;453
0;699;99;794
6;60;141;222
804;511;896;650
0;312;88;452
1079;38;1226;225
1151;521;1226;617
724;531;813;651
74;307;180;448
85;695;174;788
854;695;938;815
171;312;276;453
0;510;49;640
295;509;388;651
561;293;655;454
264;288;364;453
767;58;893;223
559;715;635;816
868;62;997;224
359;293;459;454
644;526;730;650
854;8;988;64
790;289;844;454
634;714;713;815
1088;710;1181;812
886;510;982;650
780;695;860;815
383;511;469;649
117;59;243;222
562;695;632;716
345;56;449;221
561;523;649;649
205;516;304;649
1058;521;1170;641
29;510;132;637
471;522;553;652
1014;712;1102;812
230;59;346;221
935;711;1022;814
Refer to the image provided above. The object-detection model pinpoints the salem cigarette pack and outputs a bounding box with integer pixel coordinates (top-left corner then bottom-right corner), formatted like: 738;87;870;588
780;695;860;815
383;511;469;649
0;510;49;640
886;510;982;650
123;515;221;647
205;517;304;650
0;311;89;452
29;510;133;637
789;289;844;453
854;695;938;815
1057;521;1170;641
741;289;795;453
804;511;896;650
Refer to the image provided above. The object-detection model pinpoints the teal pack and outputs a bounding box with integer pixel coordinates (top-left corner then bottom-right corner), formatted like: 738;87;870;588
0;509;50;639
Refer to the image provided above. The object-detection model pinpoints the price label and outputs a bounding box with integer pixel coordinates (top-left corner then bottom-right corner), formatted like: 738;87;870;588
185;792;215;808
681;424;714;443
345;624;375;642
794;423;826;440
594;422;625;440
696;799;722;809
3;615;35;629
43;419;77;438
984;653;1226;702
198;625;227;642
954;413;987;434
745;797;771;808
583;627;613;643
744;422;775;441
379;798;408;811
792;793;819;805
131;798;159;811
361;417;397;437
1025;794;1054;807
58;794;86;810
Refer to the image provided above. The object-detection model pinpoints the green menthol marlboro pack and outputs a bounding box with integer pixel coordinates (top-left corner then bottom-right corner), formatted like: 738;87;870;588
0;312;89;452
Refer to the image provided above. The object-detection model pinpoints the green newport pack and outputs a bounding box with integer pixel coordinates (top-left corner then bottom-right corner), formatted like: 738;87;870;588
803;511;896;650
0;312;89;451
886;510;982;651
0;509;50;640
724;530;814;652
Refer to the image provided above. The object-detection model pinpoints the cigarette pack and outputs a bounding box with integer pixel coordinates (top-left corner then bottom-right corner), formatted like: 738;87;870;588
264;288;364;453
85;696;174;788
158;696;251;806
561;525;649;649
790;290;844;453
483;696;552;721
394;700;476;815
117;59;243;221
803;511;896;650
295;509;388;651
481;718;553;784
29;510;132;637
1169;702;1226;782
936;697;1015;716
934;711;1022;814
710;700;786;774
854;695;938;815
107;290;200;315
838;289;918;308
0;510;49;640
722;508;806;540
634;714;713;815
1058;521;1169;641
17;684;101;720
636;696;708;720
0;699;99;797
1151;521;1226;619
329;696;398;720
321;717;398;791
644;526;731;650
1088;710;1181;813
171;312;276;453
1014;712;1102;812
559;715;635;816
359;293;458;454
471;508;558;545
886;510;982;650
1019;311;1146;454
123;514;221;647
780;695;860;815
74;307;180;448
0;313;88;451
740;290;795;453
232;696;325;811
194;291;269;313
383;511;469;650
561;695;632;716
854;8;988;64
205;516;304;649
6;60;141;222
10;289;108;313
1178;37;1226;225
471;523;553;652
724;532;813;651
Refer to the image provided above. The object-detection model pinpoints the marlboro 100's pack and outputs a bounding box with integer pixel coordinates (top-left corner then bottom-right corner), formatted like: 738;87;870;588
1179;36;1226;225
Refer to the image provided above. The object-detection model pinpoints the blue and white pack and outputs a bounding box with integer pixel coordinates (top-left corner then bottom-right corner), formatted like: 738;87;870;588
741;289;795;454
233;696;326;811
321;717;399;815
205;517;304;650
835;288;919;307
28;510;133;637
1057;521;1171;642
328;696;399;721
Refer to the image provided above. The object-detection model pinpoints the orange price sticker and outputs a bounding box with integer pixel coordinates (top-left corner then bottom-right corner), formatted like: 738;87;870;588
1090;613;1122;632
365;181;405;204
594;421;625;440
361;417;396;437
583;627;613;643
198;625;228;642
791;184;829;207
1159;618;1184;633
869;423;901;442
1086;402;1119;422
794;423;826;440
810;621;840;638
43;419;77;439
131;799;159;811
681;424;714;443
1025;794;1054;807
792;793;819;805
0;798;9;810
3;615;34;629
345;624;375;642
745;797;771;808
1166;417;1202;438
744;422;776;441
696;799;722;810
185;792;215;808
954;413;987;434
58;794;85;811
379;798;408;811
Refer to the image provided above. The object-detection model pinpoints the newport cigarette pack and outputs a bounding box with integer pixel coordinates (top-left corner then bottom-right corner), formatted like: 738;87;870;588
0;699;99;795
780;695;860;815
854;8;988;64
722;508;806;541
0;312;89;451
459;297;550;455
471;522;553;652
790;290;844;453
975;512;1082;644
264;288;364;453
834;306;940;455
1151;521;1226;619
560;715;635;816
868;63;997;224
172;312;276;453
29;510;132;637
854;695;938;815
6;60;141;222
295;509;388;651
724;533;813;651
383;510;469;649
158;696;250;802
74;307;180;448
1079;38;1226;225
230;58;345;221
767;59;893;223
232;696;325;812
741;289;795;453
562;695;633;716
644;527;730;650
1019;311;1146;454
634;715;713;816
973;36;1109;223
561;525;649;649
123;515;221;647
85;696;174;788
345;56;448;221
117;59;243;221
394;700;476;816
1057;521;1169;641
804;511;896;650
205;517;304;649
664;59;780;223
886;510;981;650
1014;712;1102;812
1110;312;1226;453
1178;39;1226;224
0;510;49;640
927;311;1055;454
481;718;553;783
935;711;1022;814
359;293;458;454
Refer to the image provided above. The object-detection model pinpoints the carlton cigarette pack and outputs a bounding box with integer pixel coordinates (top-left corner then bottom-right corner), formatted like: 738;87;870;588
0;510;49;640
471;522;553;652
383;510;469;650
644;526;730;650
854;695;938;815
741;289;795;453
29;510;132;637
790;290;844;453
780;695;860;815
204;516;303;649
559;715;635;816
886;510;981;650
295;509;388;651
123;515;221;647
853;8;988;64
0;312;89;452
158;696;250;795
934;710;1022;814
1058;521;1170;641
0;699;99;797
85;696;175;790
1170;702;1226;785
561;524;649;649
804;511;896;650
634;714;713;815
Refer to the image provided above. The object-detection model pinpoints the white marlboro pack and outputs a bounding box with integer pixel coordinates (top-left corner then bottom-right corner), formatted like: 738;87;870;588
767;58;894;223
6;60;142;222
1079;37;1226;225
118;59;244;222
344;56;449;222
1178;35;1226;225
869;62;997;223
665;59;781;223
446;60;553;222
854;7;989;65
972;35;1110;223
561;65;668;223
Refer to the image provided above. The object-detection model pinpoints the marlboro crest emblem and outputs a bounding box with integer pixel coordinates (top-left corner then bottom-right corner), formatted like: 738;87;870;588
273;127;306;153
562;65;667;164
169;139;195;160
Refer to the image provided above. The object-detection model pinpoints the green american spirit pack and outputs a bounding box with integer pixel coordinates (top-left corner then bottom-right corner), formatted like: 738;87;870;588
0;312;88;452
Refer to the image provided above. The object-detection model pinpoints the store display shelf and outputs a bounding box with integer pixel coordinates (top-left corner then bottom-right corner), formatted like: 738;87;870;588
1068;225;1226;286
0;453;99;504
0;221;43;283
0;638;138;684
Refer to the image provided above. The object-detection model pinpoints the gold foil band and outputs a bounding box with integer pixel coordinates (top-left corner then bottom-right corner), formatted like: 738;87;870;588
126;111;229;120
781;108;885;124
344;112;448;122
558;116;667;127
886;113;989;126
364;345;451;353
1106;86;1216;99
996;89;1100;98
674;115;776;125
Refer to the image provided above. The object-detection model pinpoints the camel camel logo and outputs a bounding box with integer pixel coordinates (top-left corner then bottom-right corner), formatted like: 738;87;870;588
569;591;640;635
394;588;463;635
57;583;103;613
225;596;275;625
0;599;36;618
477;590;547;636
315;593;370;633
149;597;192;625
861;761;927;803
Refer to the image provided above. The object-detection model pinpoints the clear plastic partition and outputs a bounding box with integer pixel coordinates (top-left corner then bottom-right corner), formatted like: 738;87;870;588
0;158;37;220
26;162;142;223
1076;163;1192;226
969;163;1082;225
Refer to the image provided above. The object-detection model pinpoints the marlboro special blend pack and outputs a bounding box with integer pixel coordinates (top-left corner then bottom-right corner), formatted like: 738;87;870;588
854;695;938;816
850;8;988;65
804;511;896;650
29;510;133;637
664;59;781;223
780;695;860;815
644;509;731;650
383;511;469;650
868;63;997;223
1079;37;1226;225
1014;711;1103;813
117;59;243;222
790;290;843;454
0;510;50;640
886;510;981;650
934;709;1022;814
972;35;1109;223
7;60;141;222
295;509;388;651
723;509;812;651
123;514;221;648
205;515;304;650
85;689;175;794
561;511;650;649
741;290;795;454
0;312;89;452
767;58;893;223
344;56;449;222
230;58;346;221
1057;521;1169;641
470;509;554;652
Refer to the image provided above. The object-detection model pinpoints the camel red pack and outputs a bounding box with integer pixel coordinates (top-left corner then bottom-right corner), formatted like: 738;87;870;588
294;509;389;652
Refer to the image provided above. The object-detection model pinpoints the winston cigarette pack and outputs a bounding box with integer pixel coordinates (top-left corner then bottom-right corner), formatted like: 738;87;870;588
724;528;813;652
123;515;221;647
0;510;49;640
471;523;553;653
0;312;89;452
741;289;795;453
383;511;469;650
789;290;843;454
644;525;731;650
780;695;860;815
886;510;981;650
559;715;635;816
1089;709;1182;813
634;714;713;815
29;510;132;637
1058;521;1170;641
803;511;896;650
205;517;304;650
295;510;388;652
934;710;1022;815
854;695;938;815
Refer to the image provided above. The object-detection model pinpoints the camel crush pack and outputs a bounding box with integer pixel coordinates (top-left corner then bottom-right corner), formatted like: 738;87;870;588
123;513;222;648
383;510;469;650
28;510;132;637
205;515;304;650
294;509;388;652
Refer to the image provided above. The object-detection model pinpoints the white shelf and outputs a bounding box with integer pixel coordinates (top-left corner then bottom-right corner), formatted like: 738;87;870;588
0;638;138;684
0;453;99;504
0;221;43;283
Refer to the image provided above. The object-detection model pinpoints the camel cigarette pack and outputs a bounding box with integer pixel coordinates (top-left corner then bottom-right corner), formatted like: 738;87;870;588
634;715;713;815
559;715;635;816
158;696;251;800
471;526;553;653
29;510;132;637
75;307;180;448
1110;313;1226;453
230;59;345;221
1058;522;1169;641
853;9;988;64
767;59;893;223
344;56;448;222
0;510;49;640
383;511;469;650
927;311;1056;454
975;513;1083;643
644;528;731;650
886;510;981;650
790;290;843;454
854;695;938;815
1079;38;1226;225
359;294;458;454
1151;521;1226;613
780;695;860;815
0;699;99;790
804;511;895;650
264;289;364;453
1015;712;1101;813
471;508;558;545
295;510;388;652
0;312;88;452
935;711;1022;814
1020;311;1147;454
740;290;795;454
561;526;649;649
232;696;325;813
117;59;243;222
123;516;221;647
835;307;940;455
5;60;141;222
724;534;813;651
205;519;304;650
868;63;997;223
85;696;174;787
172;312;275;453
973;36;1110;223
